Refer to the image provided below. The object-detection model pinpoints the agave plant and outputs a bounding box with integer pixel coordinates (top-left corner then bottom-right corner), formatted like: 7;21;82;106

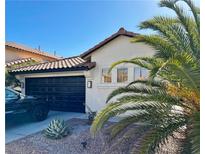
43;119;70;139
91;0;199;153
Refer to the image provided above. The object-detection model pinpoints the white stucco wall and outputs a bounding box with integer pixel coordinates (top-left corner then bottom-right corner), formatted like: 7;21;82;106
85;35;155;112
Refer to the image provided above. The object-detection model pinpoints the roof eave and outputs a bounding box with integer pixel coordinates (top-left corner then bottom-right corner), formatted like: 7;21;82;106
6;44;61;60
10;67;89;75
80;28;138;59
10;62;96;75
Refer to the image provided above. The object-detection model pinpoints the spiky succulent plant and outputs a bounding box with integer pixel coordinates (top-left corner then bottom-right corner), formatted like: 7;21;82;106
43;119;70;139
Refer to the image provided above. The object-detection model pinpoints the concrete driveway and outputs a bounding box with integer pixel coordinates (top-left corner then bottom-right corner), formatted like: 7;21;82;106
6;111;87;143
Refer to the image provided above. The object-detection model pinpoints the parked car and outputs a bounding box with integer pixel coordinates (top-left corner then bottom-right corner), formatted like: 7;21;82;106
5;87;49;121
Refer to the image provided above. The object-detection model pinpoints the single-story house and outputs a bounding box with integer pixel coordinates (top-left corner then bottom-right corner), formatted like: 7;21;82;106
5;42;61;68
10;27;155;113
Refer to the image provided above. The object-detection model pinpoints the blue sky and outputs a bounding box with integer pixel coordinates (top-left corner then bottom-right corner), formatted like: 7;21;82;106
6;0;200;58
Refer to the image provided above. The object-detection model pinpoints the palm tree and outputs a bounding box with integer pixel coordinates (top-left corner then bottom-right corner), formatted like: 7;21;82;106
91;0;200;153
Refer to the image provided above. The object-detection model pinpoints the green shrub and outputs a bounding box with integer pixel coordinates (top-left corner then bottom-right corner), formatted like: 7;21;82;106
86;104;97;124
5;69;20;87
43;119;70;139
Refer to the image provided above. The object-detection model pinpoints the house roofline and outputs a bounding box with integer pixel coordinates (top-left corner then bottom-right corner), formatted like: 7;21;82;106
6;42;62;60
80;27;138;58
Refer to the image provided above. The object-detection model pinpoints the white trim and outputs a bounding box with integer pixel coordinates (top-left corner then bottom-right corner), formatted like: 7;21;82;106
97;83;128;89
16;71;86;79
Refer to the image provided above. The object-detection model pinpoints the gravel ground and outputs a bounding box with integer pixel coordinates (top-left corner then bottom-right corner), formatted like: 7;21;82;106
6;118;183;154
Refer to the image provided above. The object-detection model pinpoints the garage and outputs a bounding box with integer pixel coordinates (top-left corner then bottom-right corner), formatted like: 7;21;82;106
25;76;86;113
10;56;96;113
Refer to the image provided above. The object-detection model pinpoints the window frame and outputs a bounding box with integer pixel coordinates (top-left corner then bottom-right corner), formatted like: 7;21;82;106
101;68;112;83
117;67;128;83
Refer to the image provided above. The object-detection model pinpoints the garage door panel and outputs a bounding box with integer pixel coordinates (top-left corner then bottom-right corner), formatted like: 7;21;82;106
27;77;85;83
53;101;84;106
36;92;85;95
54;95;85;100
49;83;85;87
25;76;85;113
28;92;85;97
53;87;85;92
27;83;85;88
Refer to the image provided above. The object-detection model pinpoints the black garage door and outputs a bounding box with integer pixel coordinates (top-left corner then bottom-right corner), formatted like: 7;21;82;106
25;76;85;113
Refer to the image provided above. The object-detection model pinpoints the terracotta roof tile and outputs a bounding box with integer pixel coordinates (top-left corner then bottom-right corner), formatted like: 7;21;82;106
69;58;75;66
50;62;54;69
65;59;72;68
42;63;48;70
54;61;58;69
61;60;66;68
38;64;44;70
10;56;96;74
6;57;35;67
46;63;51;69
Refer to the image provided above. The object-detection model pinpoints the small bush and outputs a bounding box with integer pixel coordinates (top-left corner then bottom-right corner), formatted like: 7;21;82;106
43;119;70;139
88;112;97;124
86;104;97;124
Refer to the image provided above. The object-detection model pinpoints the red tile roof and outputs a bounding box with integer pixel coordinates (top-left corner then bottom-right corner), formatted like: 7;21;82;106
10;56;96;74
80;27;138;58
6;42;61;60
6;58;35;67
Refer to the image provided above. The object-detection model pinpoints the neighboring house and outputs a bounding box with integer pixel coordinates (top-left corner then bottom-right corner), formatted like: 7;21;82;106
10;28;155;113
5;42;61;68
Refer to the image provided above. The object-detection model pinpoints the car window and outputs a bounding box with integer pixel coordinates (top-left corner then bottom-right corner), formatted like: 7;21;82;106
5;89;18;99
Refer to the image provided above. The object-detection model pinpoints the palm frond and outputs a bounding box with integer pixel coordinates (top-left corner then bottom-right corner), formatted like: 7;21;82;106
188;111;200;154
132;35;177;59
135;119;187;154
108;58;152;73
139;16;193;54
109;111;150;139
175;0;200;34
159;0;199;58
159;59;199;96
126;78;166;88
139;16;178;30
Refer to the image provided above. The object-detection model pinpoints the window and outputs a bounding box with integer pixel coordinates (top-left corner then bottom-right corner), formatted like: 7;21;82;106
134;67;141;80
134;67;149;80
102;68;112;83
117;68;128;83
141;68;149;79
